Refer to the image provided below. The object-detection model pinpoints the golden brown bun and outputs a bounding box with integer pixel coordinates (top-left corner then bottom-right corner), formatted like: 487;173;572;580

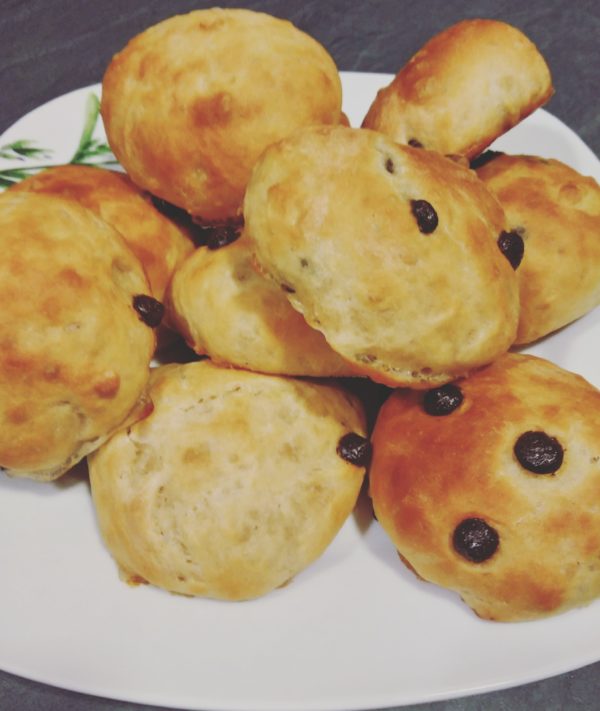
475;154;600;344
362;19;553;158
88;361;367;600
10;165;193;301
370;353;600;622
0;191;155;481
244;125;519;388
101;8;342;221
165;235;358;377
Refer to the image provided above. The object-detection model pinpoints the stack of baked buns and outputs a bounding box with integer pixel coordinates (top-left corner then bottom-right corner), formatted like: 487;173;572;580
2;9;600;620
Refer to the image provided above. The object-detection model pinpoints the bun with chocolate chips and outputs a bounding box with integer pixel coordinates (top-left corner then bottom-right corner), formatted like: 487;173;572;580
369;352;600;622
0;191;156;481
474;153;600;344
88;360;368;600
244;124;519;388
101;7;343;222
362;19;553;159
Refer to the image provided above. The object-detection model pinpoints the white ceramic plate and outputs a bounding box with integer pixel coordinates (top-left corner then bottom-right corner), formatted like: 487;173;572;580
1;72;599;711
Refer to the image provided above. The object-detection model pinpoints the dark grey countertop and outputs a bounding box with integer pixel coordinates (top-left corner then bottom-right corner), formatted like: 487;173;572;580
1;1;599;710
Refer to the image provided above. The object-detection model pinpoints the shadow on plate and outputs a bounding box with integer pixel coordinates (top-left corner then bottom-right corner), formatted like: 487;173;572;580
0;457;89;496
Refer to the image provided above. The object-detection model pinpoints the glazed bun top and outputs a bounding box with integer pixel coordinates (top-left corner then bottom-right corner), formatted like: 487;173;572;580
88;360;367;600
165;236;358;377
244;124;519;388
10;165;193;300
369;353;600;622
101;7;343;221
362;19;553;159
0;191;155;480
475;153;600;344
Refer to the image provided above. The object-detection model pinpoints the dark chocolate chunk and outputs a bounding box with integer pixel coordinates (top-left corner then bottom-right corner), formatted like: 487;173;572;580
133;294;164;328
497;230;524;269
453;517;499;563
423;383;463;416
408;138;423;148
385;158;395;174
336;432;372;467
514;431;564;474
410;199;438;234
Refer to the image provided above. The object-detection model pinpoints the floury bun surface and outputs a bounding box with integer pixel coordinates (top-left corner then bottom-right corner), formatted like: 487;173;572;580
101;7;343;221
362;19;553;159
165;236;358;377
369;353;600;622
244;125;519;388
0;191;155;481
475;153;600;344
88;361;368;600
10;165;194;301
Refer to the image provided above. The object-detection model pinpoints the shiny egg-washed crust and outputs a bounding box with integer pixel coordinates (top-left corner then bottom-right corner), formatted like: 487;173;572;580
101;7;343;221
244;125;519;388
0;192;155;481
88;361;367;601
475;154;600;344
369;353;600;622
10;165;194;300
362;19;553;159
165;236;358;377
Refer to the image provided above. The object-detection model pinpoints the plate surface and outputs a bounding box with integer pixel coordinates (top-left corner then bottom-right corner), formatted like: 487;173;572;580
1;72;600;711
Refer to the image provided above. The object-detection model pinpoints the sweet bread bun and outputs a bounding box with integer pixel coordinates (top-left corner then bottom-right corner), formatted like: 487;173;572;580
244;125;519;387
362;19;553;159
474;153;600;344
101;8;343;221
369;352;600;622
88;361;368;600
0;191;155;481
10;165;193;301
165;236;358;377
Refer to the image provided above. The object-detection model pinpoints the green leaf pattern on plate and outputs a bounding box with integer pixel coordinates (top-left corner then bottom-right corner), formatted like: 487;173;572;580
0;92;118;188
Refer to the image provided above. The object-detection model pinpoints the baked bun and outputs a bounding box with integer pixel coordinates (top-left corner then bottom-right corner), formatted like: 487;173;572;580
244;125;519;388
474;153;600;344
101;8;342;221
88;361;367;600
10;165;193;301
0;191;155;481
362;19;553;159
369;352;600;622
165;235;358;377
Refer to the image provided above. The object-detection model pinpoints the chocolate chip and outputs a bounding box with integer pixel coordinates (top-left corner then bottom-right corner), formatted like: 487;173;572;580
514;431;564;474
408;138;423;148
281;283;296;294
453;517;499;563
423;383;463;416
410;199;438;234
385;158;395;174
497;230;524;269
191;216;244;250
336;433;372;467
469;150;505;170
133;294;164;328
